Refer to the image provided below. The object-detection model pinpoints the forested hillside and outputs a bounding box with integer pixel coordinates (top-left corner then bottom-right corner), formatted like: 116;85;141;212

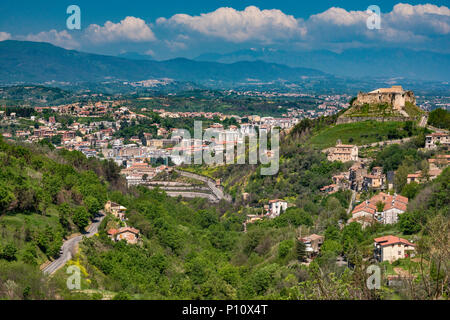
0;120;448;299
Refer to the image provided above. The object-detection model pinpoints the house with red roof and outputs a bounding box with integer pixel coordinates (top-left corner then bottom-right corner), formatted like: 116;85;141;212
349;192;408;226
107;227;140;244
374;235;415;262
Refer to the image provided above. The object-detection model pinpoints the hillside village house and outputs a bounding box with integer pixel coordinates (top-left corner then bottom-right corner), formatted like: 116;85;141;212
104;200;127;220
320;184;339;194
407;169;442;184
406;155;448;184
332;173;349;189
428;154;450;170
299;234;324;258
363;166;386;191
348;161;368;191
425;132;450;149
374;235;415;263
327;141;359;162
349;192;408;227
267;199;288;218
107;227;140;244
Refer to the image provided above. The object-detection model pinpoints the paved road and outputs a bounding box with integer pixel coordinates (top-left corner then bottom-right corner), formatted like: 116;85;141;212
427;124;448;133
418;115;428;128
164;191;219;203
346;190;356;215
175;170;233;202
42;212;105;275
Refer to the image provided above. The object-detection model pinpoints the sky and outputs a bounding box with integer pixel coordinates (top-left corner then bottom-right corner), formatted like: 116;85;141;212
0;1;449;59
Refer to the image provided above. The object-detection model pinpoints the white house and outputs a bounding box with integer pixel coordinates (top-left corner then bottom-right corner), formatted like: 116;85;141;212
267;199;288;218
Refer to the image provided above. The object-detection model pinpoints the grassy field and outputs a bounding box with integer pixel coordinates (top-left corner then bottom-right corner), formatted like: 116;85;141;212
308;121;412;149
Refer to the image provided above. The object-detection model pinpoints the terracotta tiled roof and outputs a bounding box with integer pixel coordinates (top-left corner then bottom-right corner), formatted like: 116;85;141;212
384;201;407;212
107;228;118;235
374;235;415;247
117;227;140;235
351;192;408;216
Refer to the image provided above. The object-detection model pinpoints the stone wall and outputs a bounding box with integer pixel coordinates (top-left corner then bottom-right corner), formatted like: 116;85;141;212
336;116;414;125
353;90;415;110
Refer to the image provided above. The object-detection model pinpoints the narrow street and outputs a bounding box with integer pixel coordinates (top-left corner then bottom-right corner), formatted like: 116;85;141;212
42;212;105;275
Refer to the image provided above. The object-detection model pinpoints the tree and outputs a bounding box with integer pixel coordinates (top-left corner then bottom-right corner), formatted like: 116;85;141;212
0;182;15;211
50;134;62;145
428;108;450;130
341;222;364;254
73;206;90;231
321;239;342;255
296;239;307;262
1;243;18;261
84;196;101;218
395;163;413;193
376;201;385;213
324;225;340;241
401;182;421;199
399;210;425;234
278;240;294;259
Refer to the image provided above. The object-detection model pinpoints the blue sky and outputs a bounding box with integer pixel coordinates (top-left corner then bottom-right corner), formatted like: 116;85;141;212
0;1;449;58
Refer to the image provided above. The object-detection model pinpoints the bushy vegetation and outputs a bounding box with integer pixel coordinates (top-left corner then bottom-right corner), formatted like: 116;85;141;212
428;108;450;130
309;121;425;149
0;135;124;266
0;111;448;300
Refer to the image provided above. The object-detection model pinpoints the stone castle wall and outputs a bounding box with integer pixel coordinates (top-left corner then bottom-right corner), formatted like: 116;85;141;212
336;116;414;125
354;90;415;110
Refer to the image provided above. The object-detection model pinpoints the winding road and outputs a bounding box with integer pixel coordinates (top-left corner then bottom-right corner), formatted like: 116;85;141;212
42;212;105;275
174;170;233;202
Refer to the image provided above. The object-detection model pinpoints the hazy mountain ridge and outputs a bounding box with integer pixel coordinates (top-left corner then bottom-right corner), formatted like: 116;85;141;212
195;48;450;81
0;41;325;84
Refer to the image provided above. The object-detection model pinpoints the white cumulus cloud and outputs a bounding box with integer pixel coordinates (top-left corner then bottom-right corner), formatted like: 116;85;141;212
85;16;156;43
25;30;79;49
386;3;450;35
303;3;450;45
157;6;305;43
0;32;11;41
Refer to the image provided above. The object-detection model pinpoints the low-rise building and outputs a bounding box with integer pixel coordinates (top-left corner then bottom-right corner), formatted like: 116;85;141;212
320;184;339;194
425;132;450;149
374;235;415;263
108;227;140;244
267;199;288;218
327;141;359;162
428;154;450;170
299;234;324;257
104;200;127;220
350;192;408;226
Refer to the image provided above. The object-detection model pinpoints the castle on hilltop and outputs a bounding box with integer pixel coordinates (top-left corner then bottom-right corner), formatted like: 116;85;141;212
353;85;416;111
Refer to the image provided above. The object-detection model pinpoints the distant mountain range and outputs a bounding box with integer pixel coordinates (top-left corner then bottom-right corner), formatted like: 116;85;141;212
0;41;324;84
196;48;450;82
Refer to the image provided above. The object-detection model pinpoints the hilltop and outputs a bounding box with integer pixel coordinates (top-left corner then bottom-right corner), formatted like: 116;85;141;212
338;86;425;124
